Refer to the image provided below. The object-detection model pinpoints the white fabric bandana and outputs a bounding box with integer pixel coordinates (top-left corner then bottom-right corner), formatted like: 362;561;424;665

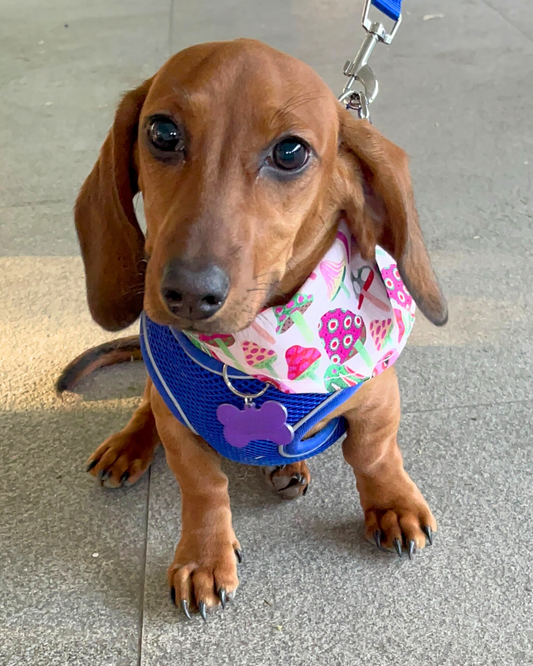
184;220;415;394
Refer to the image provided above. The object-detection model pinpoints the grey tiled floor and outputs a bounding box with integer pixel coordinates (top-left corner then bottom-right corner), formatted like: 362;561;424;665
1;1;532;665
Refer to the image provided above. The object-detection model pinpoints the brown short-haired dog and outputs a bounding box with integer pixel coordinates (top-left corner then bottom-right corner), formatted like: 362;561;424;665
62;39;447;620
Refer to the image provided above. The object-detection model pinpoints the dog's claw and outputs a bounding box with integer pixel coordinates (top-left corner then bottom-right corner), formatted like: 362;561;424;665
86;460;98;472
374;530;387;552
408;540;416;560
120;471;130;484
171;587;192;621
235;548;243;564
199;601;207;622
302;484;309;496
219;588;227;609
393;538;403;558
423;525;433;546
98;469;111;482
180;599;192;620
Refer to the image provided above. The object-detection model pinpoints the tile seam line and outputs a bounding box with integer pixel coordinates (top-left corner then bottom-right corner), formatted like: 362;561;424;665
137;465;151;666
403;397;532;416
1;198;69;209
480;0;533;45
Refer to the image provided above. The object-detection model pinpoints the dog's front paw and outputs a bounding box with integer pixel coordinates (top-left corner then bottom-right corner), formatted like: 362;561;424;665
168;535;242;620
358;471;437;559
264;462;310;499
86;431;156;488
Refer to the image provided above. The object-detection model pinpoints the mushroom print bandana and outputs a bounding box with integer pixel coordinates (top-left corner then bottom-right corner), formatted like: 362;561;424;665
184;219;415;394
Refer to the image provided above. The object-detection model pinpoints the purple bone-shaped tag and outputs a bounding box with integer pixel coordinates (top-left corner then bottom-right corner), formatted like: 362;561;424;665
216;401;294;449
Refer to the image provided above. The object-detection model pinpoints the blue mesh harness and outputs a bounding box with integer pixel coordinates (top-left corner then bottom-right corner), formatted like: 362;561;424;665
140;313;361;466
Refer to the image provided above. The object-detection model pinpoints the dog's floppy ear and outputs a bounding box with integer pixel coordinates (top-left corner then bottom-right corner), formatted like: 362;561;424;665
337;110;448;326
74;78;152;331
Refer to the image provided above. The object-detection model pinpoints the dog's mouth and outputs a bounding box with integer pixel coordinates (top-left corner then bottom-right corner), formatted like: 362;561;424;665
143;256;289;335
169;292;275;336
143;290;270;336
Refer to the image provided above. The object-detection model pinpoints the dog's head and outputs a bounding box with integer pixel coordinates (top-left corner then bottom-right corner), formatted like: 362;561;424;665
75;39;447;333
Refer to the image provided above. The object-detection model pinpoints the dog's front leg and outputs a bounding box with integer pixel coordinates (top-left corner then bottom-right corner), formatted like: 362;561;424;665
151;385;241;619
342;368;437;558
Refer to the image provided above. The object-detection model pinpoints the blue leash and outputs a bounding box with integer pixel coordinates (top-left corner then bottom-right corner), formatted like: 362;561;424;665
339;0;403;118
372;0;402;22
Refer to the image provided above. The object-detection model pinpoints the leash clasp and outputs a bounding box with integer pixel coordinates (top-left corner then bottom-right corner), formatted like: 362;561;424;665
361;0;402;45
340;0;402;118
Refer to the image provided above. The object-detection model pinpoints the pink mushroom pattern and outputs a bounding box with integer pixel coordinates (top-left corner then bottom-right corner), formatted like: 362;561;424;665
197;333;241;367
319;260;350;301
250;321;275;345
372;349;400;378
381;264;413;311
318;308;372;368
274;294;314;343
242;341;278;377
323;364;366;392
285;345;321;382
394;308;406;343
369;318;393;351
254;374;294;394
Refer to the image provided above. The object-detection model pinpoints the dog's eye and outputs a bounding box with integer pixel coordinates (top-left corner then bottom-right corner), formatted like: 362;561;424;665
272;137;309;171
148;117;184;152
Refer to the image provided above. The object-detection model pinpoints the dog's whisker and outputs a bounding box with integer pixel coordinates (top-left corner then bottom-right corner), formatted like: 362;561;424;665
119;286;145;300
227;245;243;258
253;268;278;281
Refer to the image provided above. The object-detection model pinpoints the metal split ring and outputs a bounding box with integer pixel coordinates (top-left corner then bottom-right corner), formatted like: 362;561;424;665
338;90;370;119
222;365;270;400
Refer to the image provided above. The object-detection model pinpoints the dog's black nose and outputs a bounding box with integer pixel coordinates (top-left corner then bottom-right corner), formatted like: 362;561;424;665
161;260;229;320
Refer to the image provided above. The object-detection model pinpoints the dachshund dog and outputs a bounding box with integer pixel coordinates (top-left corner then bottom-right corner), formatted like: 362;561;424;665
60;39;447;620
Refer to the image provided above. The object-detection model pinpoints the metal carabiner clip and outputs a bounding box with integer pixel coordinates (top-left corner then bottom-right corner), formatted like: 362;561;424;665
339;0;402;117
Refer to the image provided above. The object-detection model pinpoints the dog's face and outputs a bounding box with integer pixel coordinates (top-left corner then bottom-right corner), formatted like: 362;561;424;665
75;39;447;334
139;41;341;333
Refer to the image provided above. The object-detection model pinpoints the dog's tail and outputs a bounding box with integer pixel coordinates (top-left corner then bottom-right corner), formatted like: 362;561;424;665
56;336;142;394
